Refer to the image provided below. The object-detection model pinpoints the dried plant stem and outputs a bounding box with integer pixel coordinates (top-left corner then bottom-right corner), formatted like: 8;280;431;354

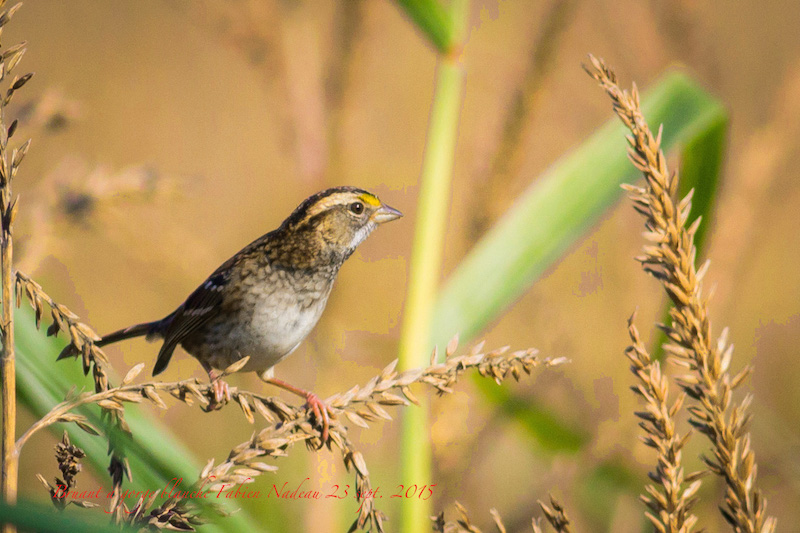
325;0;363;176
626;316;700;533
17;264;560;530
470;0;578;237
17;313;558;531
433;495;572;533
36;432;93;511
432;501;485;532
0;147;16;524
15;270;134;517
534;496;571;533
0;150;16;522
137;341;558;532
17;326;557;452
586;55;776;533
0;4;32;531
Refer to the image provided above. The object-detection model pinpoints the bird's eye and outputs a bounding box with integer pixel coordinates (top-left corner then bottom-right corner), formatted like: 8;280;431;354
349;201;364;215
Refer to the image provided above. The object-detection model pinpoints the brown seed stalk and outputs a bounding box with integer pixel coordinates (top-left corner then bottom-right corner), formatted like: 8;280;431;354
21;327;560;530
626;314;701;533
585;54;776;533
0;4;32;531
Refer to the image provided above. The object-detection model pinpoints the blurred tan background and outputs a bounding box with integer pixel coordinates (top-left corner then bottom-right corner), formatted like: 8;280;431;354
8;0;800;531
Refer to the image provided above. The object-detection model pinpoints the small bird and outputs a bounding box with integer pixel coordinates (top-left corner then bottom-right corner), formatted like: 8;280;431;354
58;186;402;442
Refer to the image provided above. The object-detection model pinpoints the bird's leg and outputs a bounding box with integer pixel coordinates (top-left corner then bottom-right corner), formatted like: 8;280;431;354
265;377;333;444
203;364;230;410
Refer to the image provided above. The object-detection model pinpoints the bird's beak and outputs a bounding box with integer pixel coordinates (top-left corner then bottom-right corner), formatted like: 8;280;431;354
372;203;403;224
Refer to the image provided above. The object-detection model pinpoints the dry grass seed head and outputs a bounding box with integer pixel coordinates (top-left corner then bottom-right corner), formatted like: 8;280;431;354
586;54;775;533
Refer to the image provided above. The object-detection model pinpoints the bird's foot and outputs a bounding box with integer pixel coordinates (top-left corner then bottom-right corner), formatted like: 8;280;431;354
205;370;231;411
264;377;334;447
304;392;334;445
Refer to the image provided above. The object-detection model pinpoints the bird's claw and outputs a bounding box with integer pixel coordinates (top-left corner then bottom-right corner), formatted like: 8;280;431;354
206;377;231;411
264;377;334;447
305;392;333;446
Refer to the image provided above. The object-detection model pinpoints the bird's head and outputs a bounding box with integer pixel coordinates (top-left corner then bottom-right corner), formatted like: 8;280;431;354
280;186;402;263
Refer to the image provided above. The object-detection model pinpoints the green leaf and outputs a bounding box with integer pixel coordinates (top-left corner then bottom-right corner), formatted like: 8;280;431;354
429;71;727;454
576;458;646;528
677;104;727;254
431;70;728;350
475;379;588;452
392;0;456;54
0;497;137;533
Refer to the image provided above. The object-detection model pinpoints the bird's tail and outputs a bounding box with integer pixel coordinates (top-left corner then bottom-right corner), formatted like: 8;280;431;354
56;320;162;361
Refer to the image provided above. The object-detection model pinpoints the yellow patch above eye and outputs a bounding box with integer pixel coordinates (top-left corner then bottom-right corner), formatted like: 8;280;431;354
357;193;381;207
304;191;382;219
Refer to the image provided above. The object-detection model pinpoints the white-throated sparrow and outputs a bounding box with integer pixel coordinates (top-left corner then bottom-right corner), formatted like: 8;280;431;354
58;186;402;441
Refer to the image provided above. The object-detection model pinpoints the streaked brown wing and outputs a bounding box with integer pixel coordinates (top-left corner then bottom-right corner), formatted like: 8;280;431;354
152;261;233;375
165;273;227;344
150;233;271;376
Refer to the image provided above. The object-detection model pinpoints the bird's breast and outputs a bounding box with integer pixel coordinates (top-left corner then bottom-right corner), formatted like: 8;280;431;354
231;272;334;372
250;290;327;351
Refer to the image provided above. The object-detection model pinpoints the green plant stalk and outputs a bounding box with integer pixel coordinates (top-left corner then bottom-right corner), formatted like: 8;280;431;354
398;58;464;532
397;15;467;532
